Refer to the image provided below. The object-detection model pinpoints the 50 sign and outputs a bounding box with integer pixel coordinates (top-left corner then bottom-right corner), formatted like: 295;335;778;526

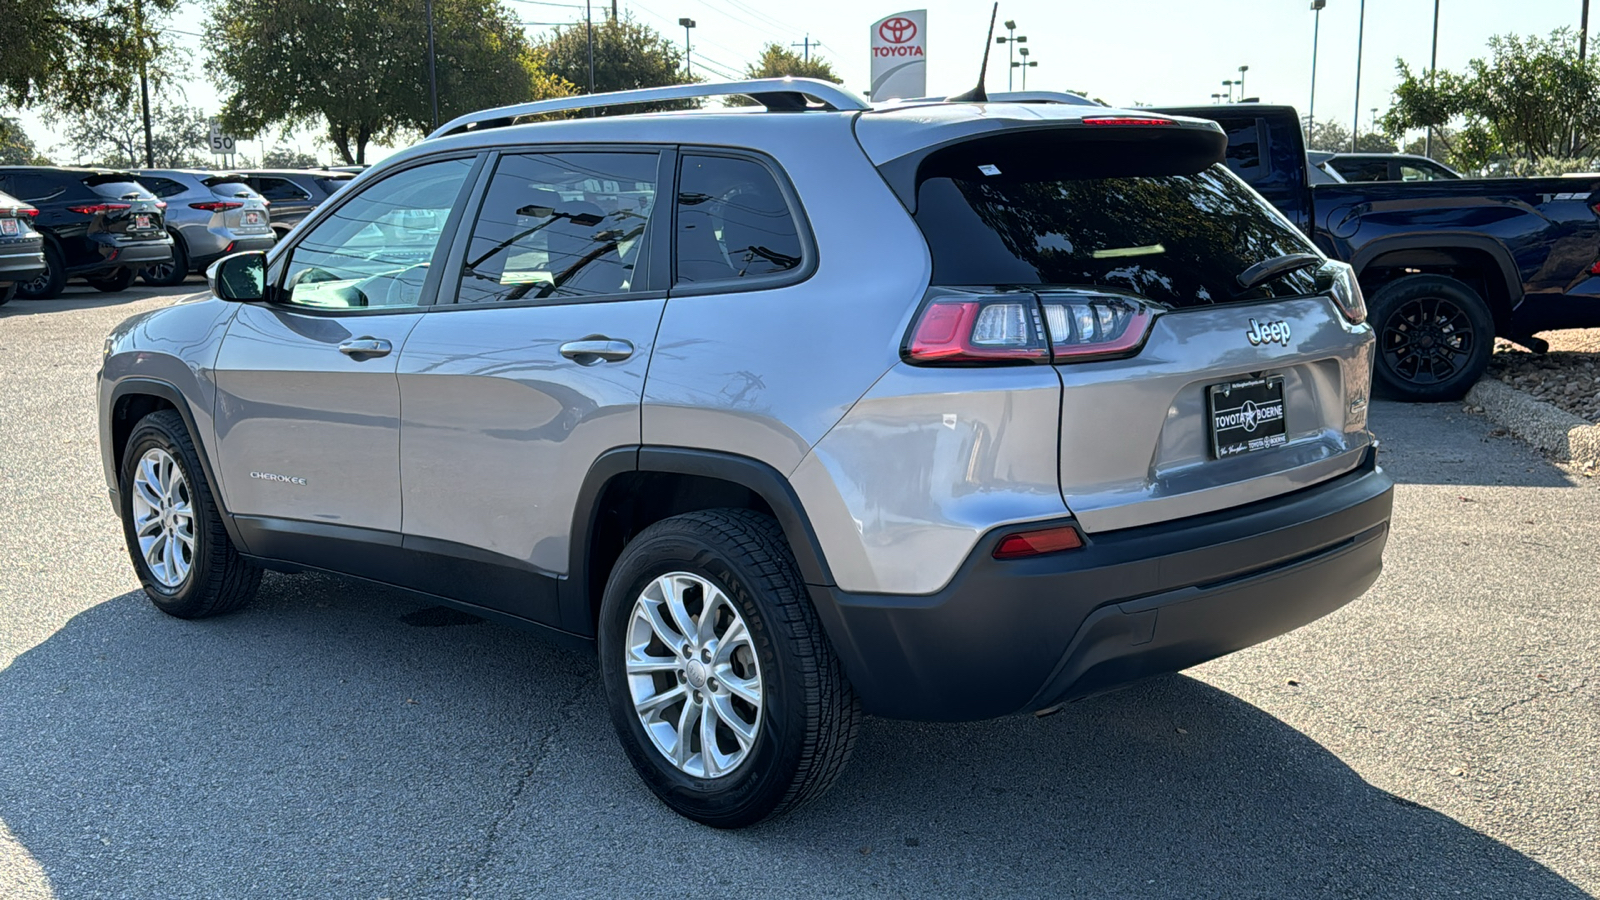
208;123;237;155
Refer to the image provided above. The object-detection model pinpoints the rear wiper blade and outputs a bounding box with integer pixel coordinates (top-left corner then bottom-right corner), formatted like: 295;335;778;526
1235;253;1322;293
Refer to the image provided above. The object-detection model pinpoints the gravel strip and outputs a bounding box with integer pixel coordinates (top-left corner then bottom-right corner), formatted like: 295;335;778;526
1491;329;1600;424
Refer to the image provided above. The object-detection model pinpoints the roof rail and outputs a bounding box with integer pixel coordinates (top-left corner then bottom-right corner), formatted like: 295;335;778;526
429;78;869;139
878;90;1103;108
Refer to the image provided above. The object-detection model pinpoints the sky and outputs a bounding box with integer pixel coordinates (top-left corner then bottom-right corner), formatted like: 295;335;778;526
12;0;1589;166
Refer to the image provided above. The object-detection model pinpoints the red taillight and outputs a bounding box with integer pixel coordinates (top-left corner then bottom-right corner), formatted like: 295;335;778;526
3;206;39;218
1038;294;1159;362
1589;259;1600;276
190;201;244;212
67;203;132;215
906;296;1051;364
993;525;1084;559
155;201;167;209
1082;116;1175;126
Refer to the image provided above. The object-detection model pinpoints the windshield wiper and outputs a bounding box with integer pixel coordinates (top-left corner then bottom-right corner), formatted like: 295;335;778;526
1235;253;1322;293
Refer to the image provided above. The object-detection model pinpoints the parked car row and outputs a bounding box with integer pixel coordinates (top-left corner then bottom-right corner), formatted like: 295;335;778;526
0;165;354;300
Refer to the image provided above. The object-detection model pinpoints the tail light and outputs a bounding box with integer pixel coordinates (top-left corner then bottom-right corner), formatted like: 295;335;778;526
155;201;167;209
1082;116;1174;126
1;205;39;218
191;201;244;212
1315;261;1366;325
905;290;1158;366
993;524;1084;559
67;203;131;215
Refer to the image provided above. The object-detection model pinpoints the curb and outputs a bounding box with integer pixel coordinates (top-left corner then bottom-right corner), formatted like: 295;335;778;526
1465;378;1600;469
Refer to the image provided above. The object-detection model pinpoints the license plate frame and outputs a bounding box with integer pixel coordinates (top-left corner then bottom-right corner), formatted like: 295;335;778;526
1207;376;1288;459
134;214;153;230
243;209;263;226
0;219;17;236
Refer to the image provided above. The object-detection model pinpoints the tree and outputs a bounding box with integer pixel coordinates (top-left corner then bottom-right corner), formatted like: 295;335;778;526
1353;132;1397;153
536;14;695;112
260;146;321;168
1385;27;1600;169
0;0;175;112
743;43;843;83
210;0;567;165
1303;118;1352;153
52;93;210;167
0;117;51;165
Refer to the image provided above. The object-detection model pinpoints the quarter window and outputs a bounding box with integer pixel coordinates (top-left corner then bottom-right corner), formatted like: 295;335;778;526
138;176;187;198
457;152;659;304
258;177;312;202
674;154;803;285
279;158;471;310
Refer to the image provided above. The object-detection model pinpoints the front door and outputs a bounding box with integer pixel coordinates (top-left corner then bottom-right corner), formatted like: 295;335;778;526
396;149;669;625
212;156;478;544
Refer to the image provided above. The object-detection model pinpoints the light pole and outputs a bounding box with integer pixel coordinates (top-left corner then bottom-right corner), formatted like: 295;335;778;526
1426;0;1439;157
1351;0;1366;152
1237;65;1249;101
1309;0;1325;141
1018;46;1037;90
679;17;695;78
426;0;439;130
1211;92;1225;104
1222;79;1235;102
996;20;1026;92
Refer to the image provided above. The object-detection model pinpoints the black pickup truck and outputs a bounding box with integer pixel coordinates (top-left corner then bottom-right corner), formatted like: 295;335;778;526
1161;104;1600;401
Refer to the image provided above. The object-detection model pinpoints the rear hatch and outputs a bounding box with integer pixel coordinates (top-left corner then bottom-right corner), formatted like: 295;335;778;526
78;174;166;241
201;174;272;234
865;108;1375;533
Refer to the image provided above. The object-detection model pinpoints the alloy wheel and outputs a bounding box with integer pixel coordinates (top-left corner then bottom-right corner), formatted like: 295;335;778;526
1380;295;1475;386
625;572;763;779
130;447;195;588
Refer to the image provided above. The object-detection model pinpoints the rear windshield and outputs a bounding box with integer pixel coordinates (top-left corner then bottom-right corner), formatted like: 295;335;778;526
85;178;154;200
910;154;1319;306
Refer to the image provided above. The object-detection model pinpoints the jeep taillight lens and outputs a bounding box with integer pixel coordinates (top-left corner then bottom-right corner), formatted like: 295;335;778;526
906;295;1050;364
1038;294;1158;362
1317;261;1366;325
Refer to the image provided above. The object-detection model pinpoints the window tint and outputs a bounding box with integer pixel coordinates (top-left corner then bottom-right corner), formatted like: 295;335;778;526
909;161;1320;306
258;177;312;202
1332;159;1389;182
5;173;63;202
675;154;803;285
85;179;153;200
1221;118;1265;175
315;176;354;196
281;158;471;310
140;177;188;199
457;152;658;304
1399;162;1455;181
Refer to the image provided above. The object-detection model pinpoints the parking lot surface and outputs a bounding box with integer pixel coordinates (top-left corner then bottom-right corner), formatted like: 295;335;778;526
2;285;1596;899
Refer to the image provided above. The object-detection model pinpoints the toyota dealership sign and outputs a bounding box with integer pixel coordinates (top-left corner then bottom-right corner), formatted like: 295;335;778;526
870;9;926;101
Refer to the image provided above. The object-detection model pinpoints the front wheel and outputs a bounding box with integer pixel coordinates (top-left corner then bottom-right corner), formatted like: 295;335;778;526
119;410;261;618
598;509;861;828
1368;274;1495;402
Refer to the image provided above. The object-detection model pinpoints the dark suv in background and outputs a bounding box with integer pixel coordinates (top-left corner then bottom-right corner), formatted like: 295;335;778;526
233;169;353;238
0;167;173;299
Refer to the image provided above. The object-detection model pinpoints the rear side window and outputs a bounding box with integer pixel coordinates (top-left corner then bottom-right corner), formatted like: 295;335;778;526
457;151;659;304
140;177;188;199
674;154;803;286
1221;118;1266;176
1332;159;1389;182
258;177;312;202
4;172;65;202
907;137;1319;306
85;179;154;199
315;176;354;196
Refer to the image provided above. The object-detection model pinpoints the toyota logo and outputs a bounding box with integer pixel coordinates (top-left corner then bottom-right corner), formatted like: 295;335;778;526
879;17;917;44
1239;400;1260;432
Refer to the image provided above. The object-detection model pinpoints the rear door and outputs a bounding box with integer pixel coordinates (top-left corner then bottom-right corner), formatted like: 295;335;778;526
395;148;669;625
211;155;479;542
902;124;1374;533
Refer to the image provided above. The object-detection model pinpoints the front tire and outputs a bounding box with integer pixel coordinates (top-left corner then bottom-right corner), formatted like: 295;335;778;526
0;282;15;306
119;410;261;618
86;267;136;293
598;509;860;828
1369;274;1495;402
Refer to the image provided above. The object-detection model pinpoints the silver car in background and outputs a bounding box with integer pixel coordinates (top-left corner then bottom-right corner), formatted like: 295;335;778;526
131;170;275;286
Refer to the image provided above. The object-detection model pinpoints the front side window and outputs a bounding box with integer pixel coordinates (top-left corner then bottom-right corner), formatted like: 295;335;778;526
457;151;658;304
280;158;472;310
259;177;312;202
675;154;803;286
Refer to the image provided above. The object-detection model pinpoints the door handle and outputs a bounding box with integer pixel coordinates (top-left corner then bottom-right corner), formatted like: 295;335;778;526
559;337;634;365
338;337;392;358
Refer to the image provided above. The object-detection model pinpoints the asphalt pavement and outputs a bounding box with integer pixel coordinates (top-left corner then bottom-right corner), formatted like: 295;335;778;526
1;284;1596;899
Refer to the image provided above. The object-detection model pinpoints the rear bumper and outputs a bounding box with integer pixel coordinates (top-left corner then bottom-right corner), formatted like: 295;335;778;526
71;234;174;274
810;450;1394;721
0;245;45;282
186;232;276;270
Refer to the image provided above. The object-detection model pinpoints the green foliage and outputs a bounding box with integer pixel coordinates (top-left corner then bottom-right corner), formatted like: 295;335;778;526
0;0;177;112
743;43;843;83
1353;132;1397;153
209;0;567;164
51;93;211;167
260;146;321;168
535;14;695;112
1385;27;1600;171
0;117;51;165
1304;118;1351;153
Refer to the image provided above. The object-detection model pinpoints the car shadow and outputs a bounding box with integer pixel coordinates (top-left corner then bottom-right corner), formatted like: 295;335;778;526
1368;399;1578;488
0;575;1587;898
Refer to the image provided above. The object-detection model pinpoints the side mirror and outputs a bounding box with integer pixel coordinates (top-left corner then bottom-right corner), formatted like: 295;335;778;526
207;251;267;302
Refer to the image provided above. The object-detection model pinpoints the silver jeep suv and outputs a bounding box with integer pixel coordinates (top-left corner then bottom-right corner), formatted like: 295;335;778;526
98;79;1393;828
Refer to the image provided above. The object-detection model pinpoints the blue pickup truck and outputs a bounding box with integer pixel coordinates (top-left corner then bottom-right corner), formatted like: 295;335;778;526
1162;104;1600;401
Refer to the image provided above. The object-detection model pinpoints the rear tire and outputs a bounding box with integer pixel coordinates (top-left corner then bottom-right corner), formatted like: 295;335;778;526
140;234;189;286
16;244;65;300
0;283;15;306
86;267;136;293
1368;274;1495;403
119;410;261;618
598;509;860;828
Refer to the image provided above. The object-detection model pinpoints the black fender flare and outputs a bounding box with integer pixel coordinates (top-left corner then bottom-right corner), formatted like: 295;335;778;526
107;377;248;552
562;446;836;632
1348;233;1523;317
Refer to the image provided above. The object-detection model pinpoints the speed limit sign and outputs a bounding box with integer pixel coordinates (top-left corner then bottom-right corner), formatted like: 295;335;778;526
209;122;237;155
